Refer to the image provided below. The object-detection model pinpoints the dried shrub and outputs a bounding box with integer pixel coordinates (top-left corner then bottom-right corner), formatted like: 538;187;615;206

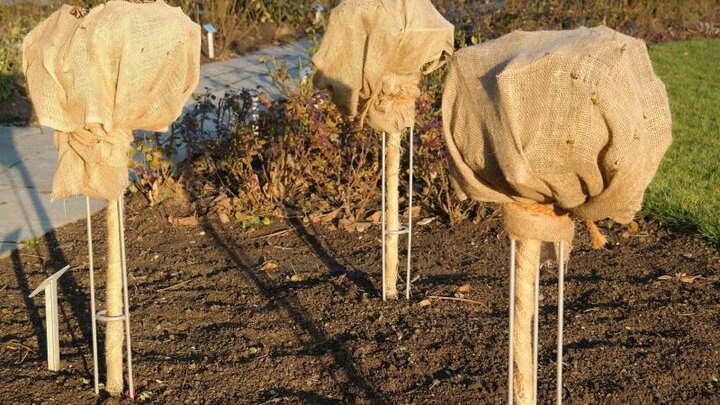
433;0;720;47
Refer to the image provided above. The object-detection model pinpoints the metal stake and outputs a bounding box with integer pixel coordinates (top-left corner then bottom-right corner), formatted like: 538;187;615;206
117;198;134;399
508;238;516;405
86;197;99;395
557;241;565;405
533;260;540;403
381;131;386;301
406;125;414;299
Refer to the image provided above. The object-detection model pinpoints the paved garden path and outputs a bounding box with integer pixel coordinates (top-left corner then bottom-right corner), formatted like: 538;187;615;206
0;38;312;257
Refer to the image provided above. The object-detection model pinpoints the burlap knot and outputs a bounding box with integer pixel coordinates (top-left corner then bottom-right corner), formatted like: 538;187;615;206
51;125;133;201
358;72;421;131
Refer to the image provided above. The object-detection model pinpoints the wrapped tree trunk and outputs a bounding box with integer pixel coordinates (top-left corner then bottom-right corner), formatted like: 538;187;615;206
105;200;124;395
513;239;541;404
384;131;402;299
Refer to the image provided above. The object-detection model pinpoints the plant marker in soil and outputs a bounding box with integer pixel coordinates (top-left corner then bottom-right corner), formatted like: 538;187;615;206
28;265;71;371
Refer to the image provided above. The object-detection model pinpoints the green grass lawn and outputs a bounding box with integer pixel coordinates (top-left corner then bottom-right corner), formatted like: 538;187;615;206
645;39;720;247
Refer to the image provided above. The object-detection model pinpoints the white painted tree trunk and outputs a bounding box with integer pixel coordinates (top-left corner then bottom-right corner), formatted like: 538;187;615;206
513;239;541;405
384;131;401;300
105;200;124;395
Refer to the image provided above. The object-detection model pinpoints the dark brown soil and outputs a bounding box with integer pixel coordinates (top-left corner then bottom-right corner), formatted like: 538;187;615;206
1;197;719;404
0;92;35;126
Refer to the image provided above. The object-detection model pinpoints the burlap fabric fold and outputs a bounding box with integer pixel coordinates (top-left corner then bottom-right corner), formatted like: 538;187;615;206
23;0;200;201
312;0;454;133
442;26;672;244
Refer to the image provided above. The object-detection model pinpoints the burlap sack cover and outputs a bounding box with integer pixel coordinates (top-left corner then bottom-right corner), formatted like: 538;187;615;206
312;0;453;133
442;26;672;243
23;0;200;201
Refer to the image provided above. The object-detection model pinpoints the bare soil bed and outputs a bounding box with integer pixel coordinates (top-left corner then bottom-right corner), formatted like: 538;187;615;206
1;196;719;404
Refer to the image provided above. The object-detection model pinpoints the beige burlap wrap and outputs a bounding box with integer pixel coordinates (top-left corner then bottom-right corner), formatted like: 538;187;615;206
442;26;672;245
312;0;454;133
23;0;200;201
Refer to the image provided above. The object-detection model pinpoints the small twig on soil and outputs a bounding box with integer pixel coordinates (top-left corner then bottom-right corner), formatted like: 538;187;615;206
19;253;47;261
426;295;487;306
6;339;36;352
399;275;421;284
157;279;192;292
272;245;294;251
249;228;291;240
6;340;35;364
0;285;7;292
260;398;285;405
17;350;30;364
180;368;188;390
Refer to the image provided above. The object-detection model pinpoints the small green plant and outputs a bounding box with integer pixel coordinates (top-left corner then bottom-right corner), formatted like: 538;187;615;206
129;134;179;207
137;390;153;402
21;237;40;249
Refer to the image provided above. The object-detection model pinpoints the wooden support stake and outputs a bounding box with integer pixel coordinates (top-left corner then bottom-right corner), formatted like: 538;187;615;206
105;199;124;395
512;239;541;405
384;131;401;300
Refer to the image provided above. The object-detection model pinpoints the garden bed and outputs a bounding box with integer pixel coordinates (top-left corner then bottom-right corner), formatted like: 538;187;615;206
1;195;718;403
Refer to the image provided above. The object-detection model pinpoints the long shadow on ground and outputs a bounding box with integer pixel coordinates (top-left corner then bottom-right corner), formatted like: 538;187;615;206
201;218;387;404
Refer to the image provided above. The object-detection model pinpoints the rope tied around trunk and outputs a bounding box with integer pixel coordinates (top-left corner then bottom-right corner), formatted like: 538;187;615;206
357;72;421;130
504;202;608;260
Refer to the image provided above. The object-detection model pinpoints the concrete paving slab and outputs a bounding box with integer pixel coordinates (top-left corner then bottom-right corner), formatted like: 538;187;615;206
0;126;57;192
0;190;106;257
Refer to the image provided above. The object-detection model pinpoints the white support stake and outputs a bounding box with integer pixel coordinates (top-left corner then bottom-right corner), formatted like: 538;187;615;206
86;197;100;395
557;241;566;405
508;238;516;405
29;265;71;372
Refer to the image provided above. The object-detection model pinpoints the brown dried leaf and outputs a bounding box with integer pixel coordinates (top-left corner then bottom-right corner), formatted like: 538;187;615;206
323;209;341;223
174;216;198;226
259;260;279;271
338;218;354;231
457;284;472;293
403;206;421;219
417;217;436;226
215;196;232;210
419;298;432;307
69;6;88;18
355;222;372;233
366;211;382;223
679;274;701;284
629;221;639;234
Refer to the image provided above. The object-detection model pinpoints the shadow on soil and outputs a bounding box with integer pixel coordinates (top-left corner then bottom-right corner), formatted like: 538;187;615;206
201;218;388;404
